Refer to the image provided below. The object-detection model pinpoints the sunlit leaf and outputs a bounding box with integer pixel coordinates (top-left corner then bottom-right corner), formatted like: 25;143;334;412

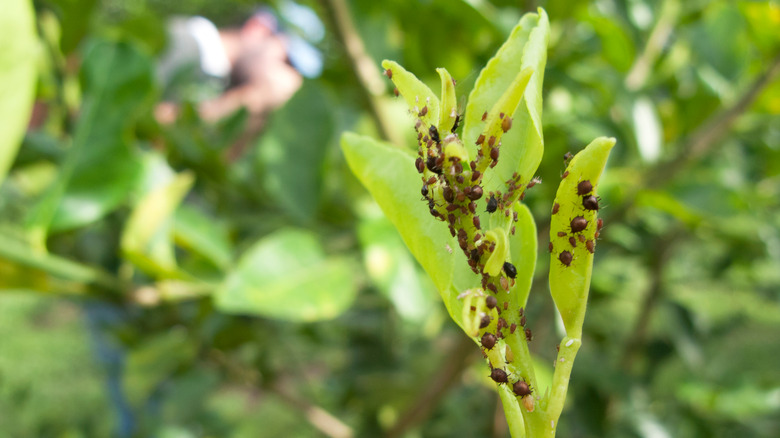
341;132;455;293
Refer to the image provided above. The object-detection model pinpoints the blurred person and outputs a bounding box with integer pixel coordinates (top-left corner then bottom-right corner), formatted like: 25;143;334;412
155;9;320;125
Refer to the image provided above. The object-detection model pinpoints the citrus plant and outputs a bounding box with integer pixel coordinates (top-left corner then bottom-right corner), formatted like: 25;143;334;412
342;8;615;437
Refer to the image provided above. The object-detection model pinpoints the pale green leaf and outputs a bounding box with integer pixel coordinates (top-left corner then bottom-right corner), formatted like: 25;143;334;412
549;137;616;338
341;132;455;293
0;0;38;186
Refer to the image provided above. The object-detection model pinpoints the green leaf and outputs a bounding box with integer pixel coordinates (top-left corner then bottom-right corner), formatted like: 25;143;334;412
588;16;636;73
549;137;615;338
256;82;333;222
463;9;549;193
342;133;475;329
215;228;358;322
0;0;38;187
121;171;195;279
27;40;154;236
341;132;455;293
357;211;433;323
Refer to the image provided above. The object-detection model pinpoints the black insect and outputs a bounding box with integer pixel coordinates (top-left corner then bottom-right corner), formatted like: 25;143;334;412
486;195;498;213
452;114;461;133
429;125;440;143
426;155;442;174
421;184;429;197
503;262;517;279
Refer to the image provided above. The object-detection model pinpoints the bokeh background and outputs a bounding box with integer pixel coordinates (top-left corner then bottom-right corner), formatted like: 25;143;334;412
1;0;779;437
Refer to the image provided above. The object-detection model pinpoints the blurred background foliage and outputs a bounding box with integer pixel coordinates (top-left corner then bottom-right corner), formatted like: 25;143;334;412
1;0;779;437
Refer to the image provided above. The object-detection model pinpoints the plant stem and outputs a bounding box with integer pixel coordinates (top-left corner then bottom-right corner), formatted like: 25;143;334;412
271;382;355;438
318;0;401;145
620;229;679;370
506;329;539;391
545;336;581;427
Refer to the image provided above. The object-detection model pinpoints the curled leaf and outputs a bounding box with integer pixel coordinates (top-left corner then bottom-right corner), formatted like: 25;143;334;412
437;67;458;133
463;9;550;195
381;60;439;127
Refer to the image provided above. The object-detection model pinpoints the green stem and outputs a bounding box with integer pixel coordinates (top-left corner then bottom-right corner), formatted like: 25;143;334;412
545;336;582;427
499;386;526;438
506;329;539;390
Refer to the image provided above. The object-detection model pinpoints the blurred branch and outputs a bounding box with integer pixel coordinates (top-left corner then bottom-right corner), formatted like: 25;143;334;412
607;52;780;224
271;382;355;438
318;0;401;145
619;228;681;371
210;348;354;438
386;335;479;438
0;232;125;295
651;52;780;185
625;0;679;91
